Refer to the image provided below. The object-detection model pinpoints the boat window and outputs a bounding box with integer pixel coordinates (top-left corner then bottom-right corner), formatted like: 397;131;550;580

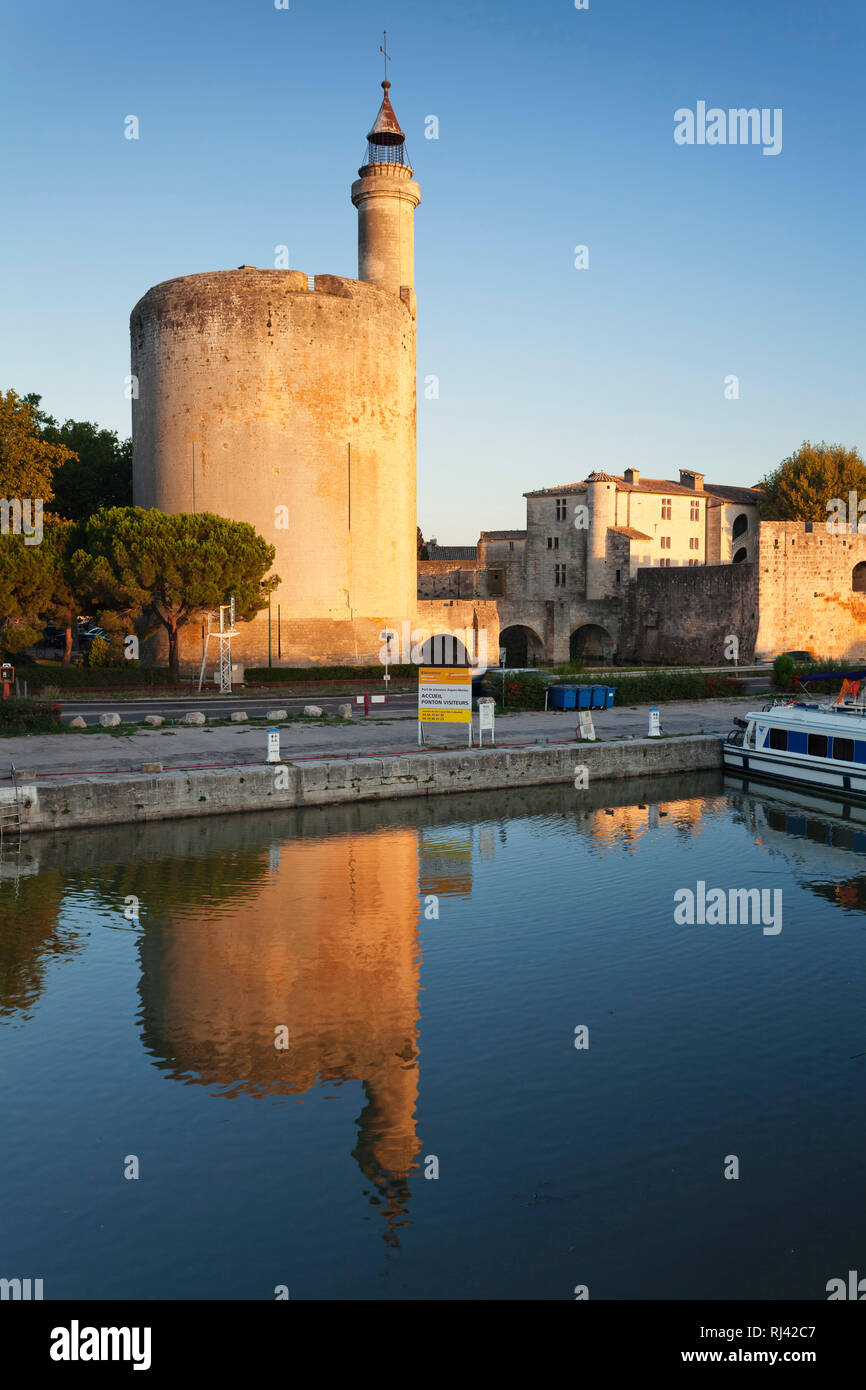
832;737;855;761
768;727;788;750
807;733;828;758
744;721;755;748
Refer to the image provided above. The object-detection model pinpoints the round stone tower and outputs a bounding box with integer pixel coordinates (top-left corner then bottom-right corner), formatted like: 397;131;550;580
585;472;618;600
130;82;421;669
351;81;421;295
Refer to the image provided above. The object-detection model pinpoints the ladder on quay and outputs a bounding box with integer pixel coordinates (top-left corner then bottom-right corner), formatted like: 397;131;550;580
0;766;23;890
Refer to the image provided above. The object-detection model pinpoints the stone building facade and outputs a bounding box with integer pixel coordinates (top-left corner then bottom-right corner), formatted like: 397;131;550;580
420;468;762;665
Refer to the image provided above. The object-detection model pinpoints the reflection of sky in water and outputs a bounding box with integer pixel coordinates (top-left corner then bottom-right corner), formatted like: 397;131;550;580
1;771;865;1299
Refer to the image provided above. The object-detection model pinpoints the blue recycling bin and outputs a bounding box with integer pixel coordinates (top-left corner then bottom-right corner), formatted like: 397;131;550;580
575;685;592;709
590;685;607;709
549;685;574;710
561;685;578;710
605;687;616;708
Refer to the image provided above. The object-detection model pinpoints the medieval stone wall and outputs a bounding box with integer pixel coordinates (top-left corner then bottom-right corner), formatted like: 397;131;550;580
755;523;866;659
622;562;759;664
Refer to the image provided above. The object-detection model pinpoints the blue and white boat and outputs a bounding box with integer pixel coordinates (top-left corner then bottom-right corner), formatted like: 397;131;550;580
723;669;866;801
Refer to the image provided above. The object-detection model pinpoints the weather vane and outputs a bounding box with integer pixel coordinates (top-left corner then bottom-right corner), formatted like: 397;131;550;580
380;30;390;82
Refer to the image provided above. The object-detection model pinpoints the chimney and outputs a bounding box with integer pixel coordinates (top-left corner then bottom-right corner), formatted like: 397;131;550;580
679;469;704;491
623;468;640;485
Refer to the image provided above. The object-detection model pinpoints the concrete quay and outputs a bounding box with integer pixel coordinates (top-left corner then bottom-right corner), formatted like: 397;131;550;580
1;734;723;836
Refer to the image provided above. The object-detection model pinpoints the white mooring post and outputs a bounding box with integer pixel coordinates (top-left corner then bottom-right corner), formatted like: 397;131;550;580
267;727;281;763
648;708;661;737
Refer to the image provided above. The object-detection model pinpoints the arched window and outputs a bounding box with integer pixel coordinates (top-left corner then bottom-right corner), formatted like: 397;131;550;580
732;513;749;541
853;562;866;592
733;547;748;563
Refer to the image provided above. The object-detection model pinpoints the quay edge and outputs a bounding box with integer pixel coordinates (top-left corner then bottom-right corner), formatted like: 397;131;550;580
3;736;724;836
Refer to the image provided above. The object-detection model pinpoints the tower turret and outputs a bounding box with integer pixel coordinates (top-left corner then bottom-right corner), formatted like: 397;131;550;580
351;81;421;295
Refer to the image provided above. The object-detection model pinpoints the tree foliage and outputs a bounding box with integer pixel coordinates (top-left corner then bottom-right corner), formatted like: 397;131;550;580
0;535;55;655
757;441;866;521
42;417;133;522
0;389;72;501
71;508;279;678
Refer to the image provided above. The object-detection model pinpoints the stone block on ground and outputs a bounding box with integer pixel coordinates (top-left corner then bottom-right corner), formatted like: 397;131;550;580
183;712;207;726
267;709;288;721
68;716;87;729
337;703;353;720
303;705;323;718
143;715;164;727
99;713;121;728
230;712;248;722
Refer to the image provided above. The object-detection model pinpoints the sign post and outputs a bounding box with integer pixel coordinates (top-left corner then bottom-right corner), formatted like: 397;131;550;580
418;667;473;747
380;628;396;694
478;697;495;746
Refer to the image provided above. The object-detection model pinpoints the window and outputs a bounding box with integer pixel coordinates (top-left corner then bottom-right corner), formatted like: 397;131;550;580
732;513;749;541
808;733;828;758
733;547;748;563
554;563;567;587
768;727;788;750
547;536;559;550
661;498;672;520
659;558;671;567
688;558;700;566
690;500;700;521
660;536;671;549
509;541;514;551
853;563;866;592
555;498;567;521
615;568;621;583
833;737;855;762
689;537;699;550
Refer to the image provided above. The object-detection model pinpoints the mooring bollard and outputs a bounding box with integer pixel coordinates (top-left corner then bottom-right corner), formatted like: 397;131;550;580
267;727;281;763
648;708;661;737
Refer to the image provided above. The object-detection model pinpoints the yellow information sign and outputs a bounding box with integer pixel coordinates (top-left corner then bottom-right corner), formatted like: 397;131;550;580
418;666;473;727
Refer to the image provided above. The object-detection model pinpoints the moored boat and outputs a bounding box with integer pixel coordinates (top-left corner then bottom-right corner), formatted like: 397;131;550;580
723;669;866;801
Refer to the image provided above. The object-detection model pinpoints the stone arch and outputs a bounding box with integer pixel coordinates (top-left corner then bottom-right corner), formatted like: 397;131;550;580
732;512;749;541
498;624;546;667
853;562;866;593
733;547;748;564
570;623;613;660
418;632;472;666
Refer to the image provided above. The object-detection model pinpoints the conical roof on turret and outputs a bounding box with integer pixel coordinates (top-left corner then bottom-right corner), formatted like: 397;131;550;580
367;81;405;146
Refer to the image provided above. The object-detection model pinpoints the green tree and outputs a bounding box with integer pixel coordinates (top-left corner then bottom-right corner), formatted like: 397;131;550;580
43;419;133;522
417;526;429;560
41;521;84;665
0;535;54;656
757;441;866;522
71;508;279;679
0;389;72;501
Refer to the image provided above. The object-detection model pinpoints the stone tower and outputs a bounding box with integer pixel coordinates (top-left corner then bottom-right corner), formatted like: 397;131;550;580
585;472;618;600
352;81;421;296
130;80;421;670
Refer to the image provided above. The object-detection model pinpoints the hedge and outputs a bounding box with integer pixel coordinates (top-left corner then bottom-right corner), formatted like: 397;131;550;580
592;671;745;703
246;665;416;683
11;666;182;690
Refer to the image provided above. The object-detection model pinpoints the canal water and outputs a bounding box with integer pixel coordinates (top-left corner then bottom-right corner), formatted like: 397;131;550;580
1;771;865;1300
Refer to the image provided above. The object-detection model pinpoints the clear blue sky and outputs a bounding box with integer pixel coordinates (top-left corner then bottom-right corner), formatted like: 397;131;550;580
2;0;863;541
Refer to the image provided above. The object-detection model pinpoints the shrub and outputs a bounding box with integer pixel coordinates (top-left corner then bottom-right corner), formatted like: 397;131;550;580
773;654;796;690
84;635;125;668
493;671;548;710
0;697;62;734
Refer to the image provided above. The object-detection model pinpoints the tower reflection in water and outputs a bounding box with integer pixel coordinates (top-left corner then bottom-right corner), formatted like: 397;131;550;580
135;822;473;1247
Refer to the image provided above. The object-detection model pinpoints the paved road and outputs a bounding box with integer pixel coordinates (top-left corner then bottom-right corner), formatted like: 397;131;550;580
58;692;416;720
